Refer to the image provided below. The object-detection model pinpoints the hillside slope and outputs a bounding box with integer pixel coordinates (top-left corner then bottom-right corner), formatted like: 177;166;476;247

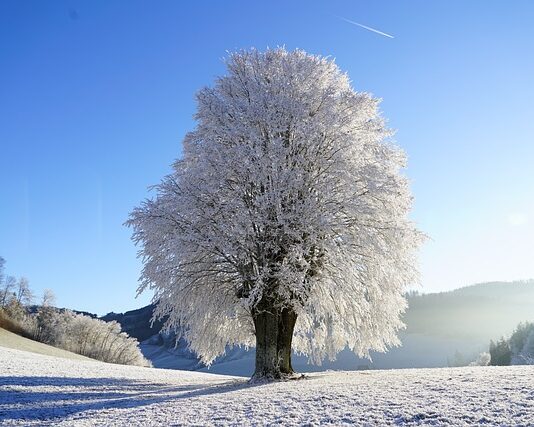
404;280;534;339
1;345;533;426
0;327;91;361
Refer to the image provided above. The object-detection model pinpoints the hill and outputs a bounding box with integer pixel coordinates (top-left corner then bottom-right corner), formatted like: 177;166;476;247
102;304;164;342
1;345;533;426
0;327;91;361
404;280;534;339
100;280;534;374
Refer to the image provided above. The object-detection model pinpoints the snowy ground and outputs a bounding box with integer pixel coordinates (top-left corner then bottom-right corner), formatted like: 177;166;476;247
1;346;534;426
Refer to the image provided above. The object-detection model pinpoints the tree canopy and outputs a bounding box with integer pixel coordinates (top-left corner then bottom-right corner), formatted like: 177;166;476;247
128;48;422;379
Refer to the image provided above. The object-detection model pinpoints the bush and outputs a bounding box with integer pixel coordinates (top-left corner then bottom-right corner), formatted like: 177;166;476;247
1;305;150;367
469;352;491;366
0;308;28;337
0;302;35;339
57;311;151;366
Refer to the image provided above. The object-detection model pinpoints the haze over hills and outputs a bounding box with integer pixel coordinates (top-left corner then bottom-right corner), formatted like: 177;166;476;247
102;280;534;376
404;281;534;339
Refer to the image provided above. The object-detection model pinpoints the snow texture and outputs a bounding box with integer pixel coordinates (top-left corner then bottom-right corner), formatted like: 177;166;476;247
2;346;534;426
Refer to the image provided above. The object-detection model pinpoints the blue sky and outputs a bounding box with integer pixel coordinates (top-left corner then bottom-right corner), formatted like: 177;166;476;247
1;0;533;315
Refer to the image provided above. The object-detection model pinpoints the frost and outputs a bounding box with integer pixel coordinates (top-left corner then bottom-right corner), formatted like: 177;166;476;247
1;346;533;426
127;48;423;367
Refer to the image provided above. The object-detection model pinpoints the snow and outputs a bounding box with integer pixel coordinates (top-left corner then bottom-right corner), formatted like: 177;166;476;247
2;346;534;425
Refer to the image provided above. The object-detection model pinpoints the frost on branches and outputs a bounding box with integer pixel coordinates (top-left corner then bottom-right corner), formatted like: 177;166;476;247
128;48;423;380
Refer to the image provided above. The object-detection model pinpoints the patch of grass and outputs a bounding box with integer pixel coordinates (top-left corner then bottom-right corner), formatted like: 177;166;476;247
0;309;32;338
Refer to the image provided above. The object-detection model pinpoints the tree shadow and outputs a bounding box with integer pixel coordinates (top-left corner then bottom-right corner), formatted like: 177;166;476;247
0;376;255;423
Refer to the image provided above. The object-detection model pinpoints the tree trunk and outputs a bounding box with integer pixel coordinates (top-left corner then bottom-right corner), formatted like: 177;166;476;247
277;307;297;375
252;297;297;380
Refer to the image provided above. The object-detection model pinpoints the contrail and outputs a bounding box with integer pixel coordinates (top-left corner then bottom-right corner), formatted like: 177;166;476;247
338;16;394;39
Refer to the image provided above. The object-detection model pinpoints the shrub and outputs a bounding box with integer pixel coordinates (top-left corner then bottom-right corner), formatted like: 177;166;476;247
1;305;150;367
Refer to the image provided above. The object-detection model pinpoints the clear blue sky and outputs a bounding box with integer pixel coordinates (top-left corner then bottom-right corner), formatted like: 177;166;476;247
1;1;533;315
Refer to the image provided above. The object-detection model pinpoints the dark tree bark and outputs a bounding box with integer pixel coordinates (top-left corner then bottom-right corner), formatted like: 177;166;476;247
277;307;297;375
251;296;298;380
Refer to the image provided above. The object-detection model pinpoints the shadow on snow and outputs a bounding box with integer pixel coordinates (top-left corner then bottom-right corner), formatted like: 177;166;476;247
0;376;254;422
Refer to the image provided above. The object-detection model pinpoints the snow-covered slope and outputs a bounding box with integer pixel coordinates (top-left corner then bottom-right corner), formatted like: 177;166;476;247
0;328;91;361
1;346;533;426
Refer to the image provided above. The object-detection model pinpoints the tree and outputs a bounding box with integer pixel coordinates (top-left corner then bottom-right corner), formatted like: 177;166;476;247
518;328;534;364
469;352;491;366
34;289;57;342
507;321;534;364
128;48;422;380
509;322;533;355
0;256;5;287
16;277;34;306
0;257;16;308
0;276;16;308
41;289;56;307
489;338;511;366
57;311;150;366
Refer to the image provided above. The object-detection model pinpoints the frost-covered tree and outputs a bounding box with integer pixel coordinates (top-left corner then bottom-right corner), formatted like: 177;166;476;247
128;48;422;379
34;289;57;343
0;257;16;308
28;309;151;366
507;322;534;365
518;328;534;365
59;312;150;366
15;277;34;306
0;276;16;308
0;257;5;287
469;352;491;366
41;288;56;307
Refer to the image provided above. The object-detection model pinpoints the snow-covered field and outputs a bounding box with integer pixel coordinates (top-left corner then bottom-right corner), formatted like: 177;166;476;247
1;346;533;426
